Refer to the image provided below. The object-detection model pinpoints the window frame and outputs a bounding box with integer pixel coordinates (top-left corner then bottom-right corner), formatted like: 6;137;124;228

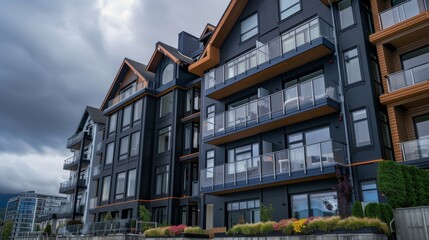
360;179;379;203
161;64;174;86
115;172;126;200
159;92;173;118
133;99;143;125
291;190;338;219
126;169;137;197
351;108;372;147
130;131;140;157
155;165;170;195
158;126;172;153
108;113;117;136
105;142;115;165
343;47;363;85
240;13;259;42
101;176;111;202
119;135;129;161
279;0;301;21
122;104;132;131
338;0;355;30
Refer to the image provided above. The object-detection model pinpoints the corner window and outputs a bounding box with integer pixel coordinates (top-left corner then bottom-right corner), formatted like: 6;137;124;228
241;13;258;42
119;136;129;161
130;131;140;157
344;48;362;84
122;105;132;130
339;0;355;29
161;64;174;85
160;92;173;118
115;172;126;199
361;180;379;203
155;165;169;195
101;176;111;202
158;126;171;153
352;109;371;147
126;169;137;197
105;142;114;165
133;99;142;124
108;113;117;135
279;0;300;20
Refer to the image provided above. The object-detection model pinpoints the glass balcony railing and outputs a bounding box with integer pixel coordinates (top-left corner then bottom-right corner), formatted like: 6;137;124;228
92;165;101;177
387;62;429;92
402;137;429;161
59;179;86;193
200;140;346;190
379;0;428;30
107;81;155;108
67;131;84;147
204;17;333;90
89;197;97;210
202;75;339;138
63;155;80;169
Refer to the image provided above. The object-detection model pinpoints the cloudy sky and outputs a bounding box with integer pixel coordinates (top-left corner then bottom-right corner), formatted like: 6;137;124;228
0;0;229;195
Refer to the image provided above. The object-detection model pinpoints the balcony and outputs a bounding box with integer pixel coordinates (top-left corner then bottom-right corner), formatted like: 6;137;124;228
89;197;97;210
107;81;155;109
402;137;429;162
204;17;334;100
379;0;428;30
387;62;429;92
92;165;101;179
200;140;346;195
59;179;86;194
95;142;103;155
67;131;92;150
202;76;340;145
63;154;90;171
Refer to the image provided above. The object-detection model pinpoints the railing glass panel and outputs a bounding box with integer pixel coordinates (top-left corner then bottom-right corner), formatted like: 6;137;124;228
402;137;429;161
388;62;429;92
379;0;426;29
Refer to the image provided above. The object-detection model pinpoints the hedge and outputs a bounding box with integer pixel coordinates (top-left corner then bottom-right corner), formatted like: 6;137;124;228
351;201;364;218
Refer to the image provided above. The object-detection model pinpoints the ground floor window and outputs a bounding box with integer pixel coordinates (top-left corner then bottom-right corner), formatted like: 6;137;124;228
361;180;379;203
227;199;260;228
153;207;167;225
291;191;338;219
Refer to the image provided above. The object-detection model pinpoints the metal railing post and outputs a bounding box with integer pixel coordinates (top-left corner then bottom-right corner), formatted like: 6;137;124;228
303;146;307;175
319;143;324;171
273;153;277;180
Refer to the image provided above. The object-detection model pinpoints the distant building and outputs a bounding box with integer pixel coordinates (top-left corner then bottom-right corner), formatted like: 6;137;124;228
4;191;66;237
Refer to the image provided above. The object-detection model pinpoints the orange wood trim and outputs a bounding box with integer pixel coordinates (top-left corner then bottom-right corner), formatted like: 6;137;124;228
95;196;191;209
348;159;385;167
179;152;199;160
200;24;216;38
380;81;429;106
319;0;340;6
181;112;201;122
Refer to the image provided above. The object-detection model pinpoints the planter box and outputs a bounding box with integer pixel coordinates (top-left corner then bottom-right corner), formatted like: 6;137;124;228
145;233;210;240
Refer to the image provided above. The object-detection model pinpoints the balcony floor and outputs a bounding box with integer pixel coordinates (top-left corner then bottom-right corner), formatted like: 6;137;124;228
380;81;429;107
206;38;334;100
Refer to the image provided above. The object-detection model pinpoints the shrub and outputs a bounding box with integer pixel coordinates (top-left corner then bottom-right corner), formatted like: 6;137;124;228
378;161;407;208
260;204;274;222
139;205;152;232
184;226;205;235
166;224;186;236
337;217;389;235
306;216;340;233
44;224;52;235
283;222;294;235
379;204;393;224
259;222;275;234
352;201;364;218
143;227;165;237
365;203;381;219
292;218;308;234
2;221;13;240
104;212;113;221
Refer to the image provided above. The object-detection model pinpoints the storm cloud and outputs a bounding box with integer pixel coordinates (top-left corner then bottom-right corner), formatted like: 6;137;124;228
0;0;229;195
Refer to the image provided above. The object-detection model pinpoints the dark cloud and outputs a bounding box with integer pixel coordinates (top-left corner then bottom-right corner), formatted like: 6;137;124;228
0;0;229;194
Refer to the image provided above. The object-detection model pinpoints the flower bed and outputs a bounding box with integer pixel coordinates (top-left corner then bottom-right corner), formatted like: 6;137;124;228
224;216;389;236
144;225;209;239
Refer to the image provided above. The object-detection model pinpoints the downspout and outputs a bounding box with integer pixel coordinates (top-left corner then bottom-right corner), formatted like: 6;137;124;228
328;0;355;202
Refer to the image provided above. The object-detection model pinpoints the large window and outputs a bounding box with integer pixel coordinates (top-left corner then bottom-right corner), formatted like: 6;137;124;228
119;136;129;161
206;150;215;178
338;0;355;29
155;165;169;195
130;131;140;157
344;48;362;84
241;13;258;42
153;207;167;225
101;176;111;202
127;169;137;197
401;45;429;70
122;105;132;130
158;126;171;153
352;109;371;147
185;88;200;113
184;123;199;152
279;0;300;20
415;114;429;138
207;105;215;131
160;92;173;118
227;199;260;229
291;191;338;219
115;172;126;199
161;64;174;85
361;180;379;203
108;113;117;135
105;142;114;165
133;99;142;124
380;112;393;160
227;143;259;174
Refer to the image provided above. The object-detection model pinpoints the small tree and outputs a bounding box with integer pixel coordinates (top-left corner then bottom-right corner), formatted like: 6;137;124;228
34;224;41;231
44;224;52;235
364;203;381;219
2;221;13;240
260;204;274;222
139;205;152;232
104;212;113;222
351;201;364;218
379;204;394;224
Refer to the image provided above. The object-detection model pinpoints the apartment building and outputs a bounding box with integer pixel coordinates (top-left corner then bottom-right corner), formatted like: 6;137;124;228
89;32;203;226
369;0;429;166
4;191;66;237
58;106;106;223
187;0;393;229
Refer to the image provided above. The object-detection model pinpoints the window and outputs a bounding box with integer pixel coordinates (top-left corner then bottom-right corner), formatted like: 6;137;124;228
133;99;142;123
227;199;260;228
401;45;429;69
206;150;215;178
184;123;199;152
158;126;171;153
108;113;117;135
120;82;136;99
155;165;169;195
130;131;140;157
227;143;259;174
161;64;174;85
344;48;362;84
380;112;393;160
186;89;193;112
339;0;354;29
207;105;215;131
291;191;338;219
115;172;126;199
279;0;300;20
101;176;111;202
361;180;379;203
184;125;191;151
105;142;114;165
414;114;429;138
370;53;382;96
352;109;371;147
241;13;258;42
119;136;129;161
126;169;136;197
122;105;132;130
153;207;167;225
160;92;173;117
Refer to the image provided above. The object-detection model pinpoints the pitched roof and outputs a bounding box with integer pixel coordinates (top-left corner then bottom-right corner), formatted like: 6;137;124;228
125;58;155;80
86;106;106;124
147;42;194;72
